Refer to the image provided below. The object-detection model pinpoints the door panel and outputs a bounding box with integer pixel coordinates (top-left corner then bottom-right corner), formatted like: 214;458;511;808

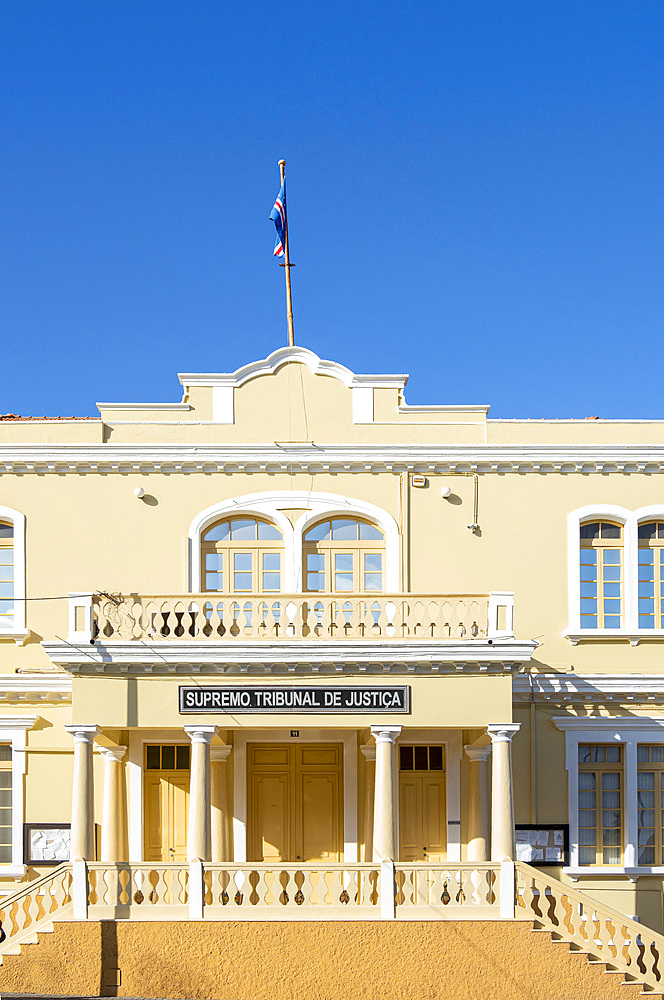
247;743;342;862
422;775;446;862
251;772;291;862
299;772;341;862
398;777;421;862
170;775;189;861
144;775;164;862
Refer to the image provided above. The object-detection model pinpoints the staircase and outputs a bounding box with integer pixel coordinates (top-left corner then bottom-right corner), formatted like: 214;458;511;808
0;861;662;997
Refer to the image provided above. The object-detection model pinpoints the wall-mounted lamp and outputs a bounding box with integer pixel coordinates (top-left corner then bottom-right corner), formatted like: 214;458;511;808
134;487;145;499
440;486;451;499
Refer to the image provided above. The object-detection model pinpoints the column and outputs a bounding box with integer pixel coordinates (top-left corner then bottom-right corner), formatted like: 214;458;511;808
210;745;231;863
371;726;401;862
100;747;127;863
65;725;99;861
487;724;520;861
360;744;376;862
184;726;218;862
464;744;491;862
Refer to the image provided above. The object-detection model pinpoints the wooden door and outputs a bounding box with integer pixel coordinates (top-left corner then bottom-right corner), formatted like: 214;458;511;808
143;744;190;862
398;744;446;862
248;743;342;862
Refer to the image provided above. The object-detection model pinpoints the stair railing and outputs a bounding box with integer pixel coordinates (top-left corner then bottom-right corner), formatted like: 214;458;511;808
0;864;73;954
516;861;664;993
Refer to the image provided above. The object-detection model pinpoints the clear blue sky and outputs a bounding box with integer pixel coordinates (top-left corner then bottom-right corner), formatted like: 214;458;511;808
1;1;663;419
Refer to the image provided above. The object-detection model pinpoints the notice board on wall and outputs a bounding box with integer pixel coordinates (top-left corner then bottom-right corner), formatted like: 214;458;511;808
515;824;569;866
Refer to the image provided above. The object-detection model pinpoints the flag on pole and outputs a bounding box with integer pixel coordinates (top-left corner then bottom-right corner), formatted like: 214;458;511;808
270;181;286;257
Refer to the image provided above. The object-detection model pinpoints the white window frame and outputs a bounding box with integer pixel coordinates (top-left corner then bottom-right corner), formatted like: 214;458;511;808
188;491;400;594
565;505;664;640
0;716;37;879
0;506;27;642
556;716;664;875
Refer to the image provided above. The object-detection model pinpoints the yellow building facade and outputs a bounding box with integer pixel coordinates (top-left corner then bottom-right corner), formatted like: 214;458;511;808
3;345;664;990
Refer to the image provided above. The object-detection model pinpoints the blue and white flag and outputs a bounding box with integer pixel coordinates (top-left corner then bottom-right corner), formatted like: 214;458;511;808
270;182;286;257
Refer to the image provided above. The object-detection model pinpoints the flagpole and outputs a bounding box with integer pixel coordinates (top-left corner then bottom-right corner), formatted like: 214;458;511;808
278;159;295;347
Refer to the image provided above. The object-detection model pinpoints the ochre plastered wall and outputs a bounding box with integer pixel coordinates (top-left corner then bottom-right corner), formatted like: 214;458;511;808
0;919;645;1000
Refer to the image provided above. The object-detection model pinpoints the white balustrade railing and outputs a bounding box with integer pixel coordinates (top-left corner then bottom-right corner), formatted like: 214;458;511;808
395;863;501;918
77;861;505;921
0;864;72;954
85;863;189;918
66;592;515;643
516;862;664;993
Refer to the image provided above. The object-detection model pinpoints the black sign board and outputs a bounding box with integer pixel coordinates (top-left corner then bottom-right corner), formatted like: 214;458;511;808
179;685;410;714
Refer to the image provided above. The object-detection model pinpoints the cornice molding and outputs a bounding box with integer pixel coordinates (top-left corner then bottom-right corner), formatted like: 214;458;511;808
514;672;664;704
178;346;409;391
42;639;536;674
0;674;71;703
2;442;664;475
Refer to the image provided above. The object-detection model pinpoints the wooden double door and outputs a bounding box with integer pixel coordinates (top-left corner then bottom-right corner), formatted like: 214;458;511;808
248;743;343;863
398;744;447;862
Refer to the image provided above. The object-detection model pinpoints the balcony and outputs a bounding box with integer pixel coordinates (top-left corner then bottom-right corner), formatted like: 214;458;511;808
67;591;515;644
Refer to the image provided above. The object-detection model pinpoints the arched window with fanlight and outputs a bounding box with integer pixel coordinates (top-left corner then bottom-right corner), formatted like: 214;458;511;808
303;517;385;594
0;522;13;628
580;520;623;628
201;516;283;594
638;520;664;629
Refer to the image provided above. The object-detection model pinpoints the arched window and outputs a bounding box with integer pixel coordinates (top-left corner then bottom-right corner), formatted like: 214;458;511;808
303;518;385;594
638;521;664;629
580;520;623;628
0;523;13;628
201;517;283;594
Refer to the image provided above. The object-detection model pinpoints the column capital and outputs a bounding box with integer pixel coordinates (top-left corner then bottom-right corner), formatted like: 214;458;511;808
184;725;218;745
100;746;127;763
464;744;492;763
370;725;401;745
360;744;376;762
487;724;520;744
210;745;231;762
65;725;99;744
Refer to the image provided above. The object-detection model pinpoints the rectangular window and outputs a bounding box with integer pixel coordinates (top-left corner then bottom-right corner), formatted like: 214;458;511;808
578;743;623;865
334;553;354;592
0;745;12;864
0;529;13;626
363;552;382;592
306;553;325;592
637;744;664;865
233;552;253;592
261;552;281;592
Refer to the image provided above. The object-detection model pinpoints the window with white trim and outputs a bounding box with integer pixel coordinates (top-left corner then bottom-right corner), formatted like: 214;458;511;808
0;524;13;629
580;521;623;629
201;517;283;594
638;522;664;629
303;518;385;594
637;745;664;865
577;743;623;865
0;745;11;863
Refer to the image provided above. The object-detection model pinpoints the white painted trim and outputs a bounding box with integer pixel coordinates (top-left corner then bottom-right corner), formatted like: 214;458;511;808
187;490;400;594
567;505;664;634
188;495;294;592
0;717;37;875
567;505;631;633
44;639;536;670
96;403;191;412
179;346;408;391
398;404;490;414
352;387;374;424
556;717;664;870
232;728;357;864
0;674;71;702
7;442;664;475
211;386;234;424
515;673;664;702
0;506;26;634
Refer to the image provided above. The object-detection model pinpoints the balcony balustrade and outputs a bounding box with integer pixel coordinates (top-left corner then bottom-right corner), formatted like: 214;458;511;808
66;591;515;643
